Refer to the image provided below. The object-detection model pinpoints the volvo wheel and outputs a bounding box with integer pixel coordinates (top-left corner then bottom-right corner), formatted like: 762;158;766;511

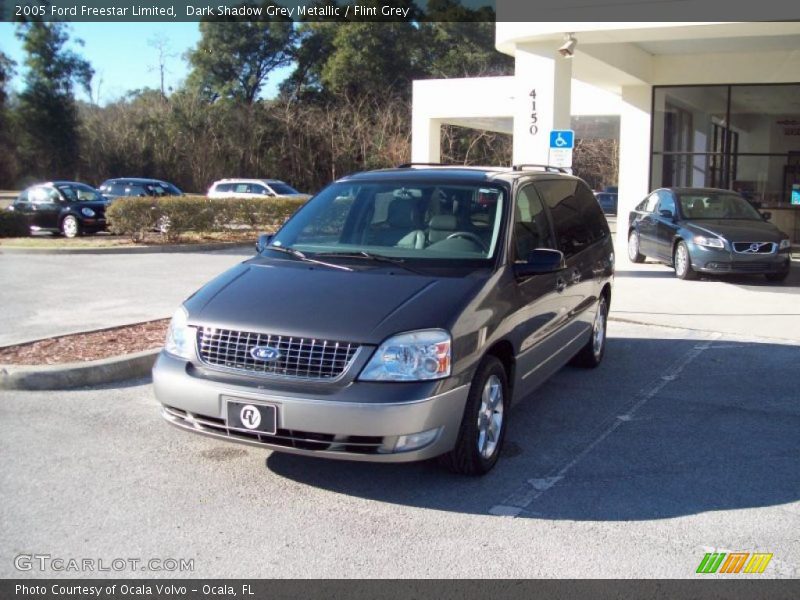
673;241;696;280
628;230;645;263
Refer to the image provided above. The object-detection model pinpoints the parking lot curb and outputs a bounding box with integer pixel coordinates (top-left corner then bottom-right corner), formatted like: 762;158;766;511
0;348;160;391
0;241;252;255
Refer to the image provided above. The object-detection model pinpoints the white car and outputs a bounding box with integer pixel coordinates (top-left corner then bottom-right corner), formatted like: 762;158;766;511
207;178;304;198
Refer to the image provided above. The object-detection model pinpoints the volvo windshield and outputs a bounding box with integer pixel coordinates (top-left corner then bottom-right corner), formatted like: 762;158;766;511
677;192;763;221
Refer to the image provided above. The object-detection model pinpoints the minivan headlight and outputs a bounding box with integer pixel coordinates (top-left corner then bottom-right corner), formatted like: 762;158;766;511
164;306;196;360
693;235;724;249
81;207;96;217
779;238;791;250
360;330;451;381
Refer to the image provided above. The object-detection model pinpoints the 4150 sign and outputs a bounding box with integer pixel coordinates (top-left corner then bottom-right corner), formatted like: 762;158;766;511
529;89;538;135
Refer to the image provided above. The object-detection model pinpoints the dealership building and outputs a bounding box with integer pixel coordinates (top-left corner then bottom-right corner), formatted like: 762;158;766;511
411;22;800;248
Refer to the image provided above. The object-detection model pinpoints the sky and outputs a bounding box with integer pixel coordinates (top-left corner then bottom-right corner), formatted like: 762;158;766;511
0;22;292;103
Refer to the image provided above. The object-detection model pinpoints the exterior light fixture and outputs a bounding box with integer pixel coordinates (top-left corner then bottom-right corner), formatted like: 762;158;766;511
559;34;577;58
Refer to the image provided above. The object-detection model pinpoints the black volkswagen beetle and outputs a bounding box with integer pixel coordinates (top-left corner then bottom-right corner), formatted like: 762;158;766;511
9;181;109;238
628;187;791;281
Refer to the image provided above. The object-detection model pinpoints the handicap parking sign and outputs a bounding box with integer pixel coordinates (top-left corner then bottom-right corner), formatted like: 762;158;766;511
549;130;575;149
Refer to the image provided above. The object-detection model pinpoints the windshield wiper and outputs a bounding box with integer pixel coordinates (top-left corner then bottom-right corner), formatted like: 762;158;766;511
315;251;428;275
264;246;353;272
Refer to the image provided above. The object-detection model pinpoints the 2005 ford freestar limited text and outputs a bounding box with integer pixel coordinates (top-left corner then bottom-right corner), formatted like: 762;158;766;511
153;165;614;475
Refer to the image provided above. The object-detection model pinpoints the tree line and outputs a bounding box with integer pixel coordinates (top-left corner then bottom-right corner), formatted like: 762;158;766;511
0;1;615;194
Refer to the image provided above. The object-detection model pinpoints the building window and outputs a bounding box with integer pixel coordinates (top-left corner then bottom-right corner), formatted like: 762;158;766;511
651;84;800;208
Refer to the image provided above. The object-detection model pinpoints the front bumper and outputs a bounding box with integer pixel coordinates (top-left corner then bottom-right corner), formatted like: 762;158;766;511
81;217;107;232
152;352;470;463
688;244;790;275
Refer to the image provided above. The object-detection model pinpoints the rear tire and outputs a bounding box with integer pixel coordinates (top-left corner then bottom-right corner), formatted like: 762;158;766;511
627;230;645;263
673;241;696;280
439;356;508;476
570;294;608;368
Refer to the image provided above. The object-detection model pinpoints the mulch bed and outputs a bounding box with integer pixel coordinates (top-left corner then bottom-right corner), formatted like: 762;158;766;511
0;319;170;365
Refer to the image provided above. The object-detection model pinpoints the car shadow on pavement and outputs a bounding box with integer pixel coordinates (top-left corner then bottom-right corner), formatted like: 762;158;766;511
615;270;677;278
266;336;800;521
617;262;799;294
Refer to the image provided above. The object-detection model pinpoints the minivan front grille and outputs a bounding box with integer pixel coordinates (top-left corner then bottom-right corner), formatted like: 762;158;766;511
196;327;359;380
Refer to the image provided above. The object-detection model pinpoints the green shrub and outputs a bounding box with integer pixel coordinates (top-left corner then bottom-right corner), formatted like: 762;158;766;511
0;210;30;238
106;194;309;242
106;198;159;241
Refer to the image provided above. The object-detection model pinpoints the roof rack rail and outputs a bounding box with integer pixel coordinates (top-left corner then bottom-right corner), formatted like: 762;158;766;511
395;162;449;168
511;164;568;173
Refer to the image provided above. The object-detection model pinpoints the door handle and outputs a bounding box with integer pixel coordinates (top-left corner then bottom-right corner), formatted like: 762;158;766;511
556;277;567;293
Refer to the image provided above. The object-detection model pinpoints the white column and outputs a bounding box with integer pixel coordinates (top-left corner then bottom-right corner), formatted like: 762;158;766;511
512;44;572;166
617;84;653;261
411;116;441;163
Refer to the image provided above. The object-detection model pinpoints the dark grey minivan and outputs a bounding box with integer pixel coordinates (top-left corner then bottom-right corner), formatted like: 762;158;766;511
154;166;614;474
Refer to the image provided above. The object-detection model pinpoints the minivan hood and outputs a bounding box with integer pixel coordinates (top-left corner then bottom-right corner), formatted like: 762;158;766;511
683;219;785;242
184;258;487;345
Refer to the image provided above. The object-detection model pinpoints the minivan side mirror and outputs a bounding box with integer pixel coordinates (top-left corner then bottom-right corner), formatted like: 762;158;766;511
255;233;273;253
761;211;772;222
513;248;566;278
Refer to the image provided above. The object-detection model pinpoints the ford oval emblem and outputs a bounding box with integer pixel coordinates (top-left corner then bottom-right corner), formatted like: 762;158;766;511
250;346;281;362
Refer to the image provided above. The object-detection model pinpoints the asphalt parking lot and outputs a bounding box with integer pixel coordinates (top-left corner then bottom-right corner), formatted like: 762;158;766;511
1;318;798;578
1;227;799;578
0;247;251;346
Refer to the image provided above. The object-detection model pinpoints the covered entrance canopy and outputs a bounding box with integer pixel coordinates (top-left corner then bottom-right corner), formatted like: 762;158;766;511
411;21;800;244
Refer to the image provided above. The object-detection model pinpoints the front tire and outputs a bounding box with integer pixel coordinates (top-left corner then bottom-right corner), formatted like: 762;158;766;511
439;356;508;476
628;230;645;263
61;215;81;239
673;241;696;280
570;294;608;368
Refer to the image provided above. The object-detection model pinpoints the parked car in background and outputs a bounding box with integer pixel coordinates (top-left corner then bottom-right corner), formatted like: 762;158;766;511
628;187;791;281
154;165;614;475
9;181;109;238
594;191;618;215
207;178;304;199
99;178;183;200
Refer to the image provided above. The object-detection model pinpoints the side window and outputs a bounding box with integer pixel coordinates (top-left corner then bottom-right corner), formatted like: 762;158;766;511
575;181;610;243
513;185;555;261
657;191;676;215
30;187;57;204
16;190;29;203
535;179;606;259
234;184;249;194
126;185;148;197
645;193;659;213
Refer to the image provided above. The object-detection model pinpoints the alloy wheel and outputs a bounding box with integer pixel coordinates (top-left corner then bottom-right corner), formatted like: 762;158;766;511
62;216;79;238
592;297;607;359
477;374;504;459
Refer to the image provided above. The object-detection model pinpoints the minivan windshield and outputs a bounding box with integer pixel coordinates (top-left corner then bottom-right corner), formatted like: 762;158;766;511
677;192;763;221
269;181;506;264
